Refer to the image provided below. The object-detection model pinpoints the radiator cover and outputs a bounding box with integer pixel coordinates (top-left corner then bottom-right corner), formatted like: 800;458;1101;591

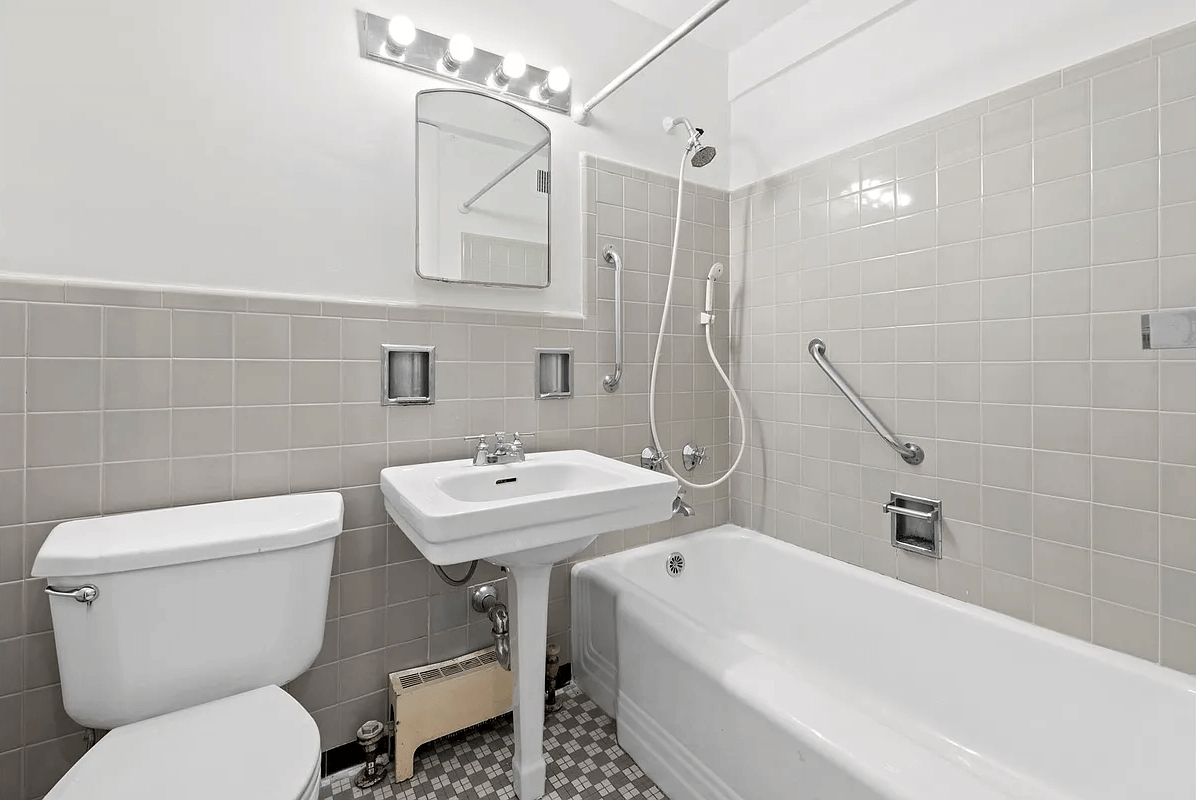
389;647;514;782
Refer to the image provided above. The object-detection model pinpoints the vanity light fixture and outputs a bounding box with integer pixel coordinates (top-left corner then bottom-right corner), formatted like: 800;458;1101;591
491;52;527;89
386;15;417;55
355;11;573;115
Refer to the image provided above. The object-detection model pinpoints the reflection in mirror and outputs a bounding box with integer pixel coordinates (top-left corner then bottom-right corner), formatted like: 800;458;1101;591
416;89;550;288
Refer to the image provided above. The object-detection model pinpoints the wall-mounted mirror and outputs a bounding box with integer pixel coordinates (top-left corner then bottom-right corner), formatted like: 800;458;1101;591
416;89;550;288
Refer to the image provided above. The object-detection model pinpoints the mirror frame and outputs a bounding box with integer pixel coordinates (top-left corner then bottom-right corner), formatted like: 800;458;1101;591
414;88;552;289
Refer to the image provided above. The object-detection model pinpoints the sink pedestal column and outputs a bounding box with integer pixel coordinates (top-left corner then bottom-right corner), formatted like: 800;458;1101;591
506;563;553;800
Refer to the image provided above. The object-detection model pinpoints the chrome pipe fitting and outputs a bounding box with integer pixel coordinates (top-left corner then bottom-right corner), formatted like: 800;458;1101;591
471;584;511;670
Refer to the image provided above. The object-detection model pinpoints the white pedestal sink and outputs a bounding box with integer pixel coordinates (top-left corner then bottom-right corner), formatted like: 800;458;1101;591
380;449;677;799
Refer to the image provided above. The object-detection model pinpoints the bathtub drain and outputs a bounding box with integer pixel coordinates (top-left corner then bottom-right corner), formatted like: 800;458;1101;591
666;552;685;576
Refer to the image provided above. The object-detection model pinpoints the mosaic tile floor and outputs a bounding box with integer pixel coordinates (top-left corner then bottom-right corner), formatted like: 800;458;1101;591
319;683;667;800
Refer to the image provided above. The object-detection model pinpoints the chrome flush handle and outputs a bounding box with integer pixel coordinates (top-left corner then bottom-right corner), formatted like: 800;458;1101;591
45;584;99;605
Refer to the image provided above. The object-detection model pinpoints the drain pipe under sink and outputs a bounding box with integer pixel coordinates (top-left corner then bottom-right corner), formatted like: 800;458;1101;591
471;584;511;670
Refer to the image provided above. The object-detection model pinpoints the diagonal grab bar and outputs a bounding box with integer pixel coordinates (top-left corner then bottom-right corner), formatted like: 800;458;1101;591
808;338;925;466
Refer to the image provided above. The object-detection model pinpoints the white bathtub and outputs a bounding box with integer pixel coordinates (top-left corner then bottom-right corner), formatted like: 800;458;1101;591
572;525;1196;800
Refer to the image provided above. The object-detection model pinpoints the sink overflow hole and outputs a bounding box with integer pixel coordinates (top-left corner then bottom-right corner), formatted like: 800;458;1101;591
496;477;517;485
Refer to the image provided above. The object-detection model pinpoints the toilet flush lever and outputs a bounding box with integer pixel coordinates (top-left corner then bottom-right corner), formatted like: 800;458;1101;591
45;584;99;605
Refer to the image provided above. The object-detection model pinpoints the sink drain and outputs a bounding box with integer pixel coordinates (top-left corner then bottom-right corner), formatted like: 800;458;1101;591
666;552;685;577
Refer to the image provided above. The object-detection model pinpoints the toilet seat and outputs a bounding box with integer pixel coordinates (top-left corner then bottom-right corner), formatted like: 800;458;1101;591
47;685;321;800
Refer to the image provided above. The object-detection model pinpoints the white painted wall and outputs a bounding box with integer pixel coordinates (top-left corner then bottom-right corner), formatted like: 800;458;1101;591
0;0;728;315
605;0;814;52
728;0;1196;188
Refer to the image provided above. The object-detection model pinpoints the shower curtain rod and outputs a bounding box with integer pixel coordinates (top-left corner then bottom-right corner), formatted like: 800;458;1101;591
571;0;733;125
459;135;550;213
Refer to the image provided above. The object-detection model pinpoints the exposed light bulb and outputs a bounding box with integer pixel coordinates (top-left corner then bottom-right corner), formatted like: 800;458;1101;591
441;34;474;71
502;52;527;80
386;15;417;51
539;67;570;99
491;52;527;89
547;67;570;93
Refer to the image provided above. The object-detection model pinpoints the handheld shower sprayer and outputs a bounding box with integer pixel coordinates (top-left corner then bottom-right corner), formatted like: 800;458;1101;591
647;114;745;493
704;262;724;318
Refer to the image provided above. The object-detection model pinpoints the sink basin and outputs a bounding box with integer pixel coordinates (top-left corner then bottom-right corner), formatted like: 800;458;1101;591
380;449;678;566
380;449;678;799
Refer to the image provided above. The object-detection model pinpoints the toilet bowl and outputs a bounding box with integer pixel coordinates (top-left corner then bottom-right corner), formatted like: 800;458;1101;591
32;494;344;799
46;686;321;800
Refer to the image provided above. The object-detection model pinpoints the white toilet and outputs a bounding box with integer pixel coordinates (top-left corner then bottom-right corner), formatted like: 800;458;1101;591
30;493;344;800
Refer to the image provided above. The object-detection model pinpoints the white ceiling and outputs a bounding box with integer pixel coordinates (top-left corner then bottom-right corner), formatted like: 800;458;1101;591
607;0;813;52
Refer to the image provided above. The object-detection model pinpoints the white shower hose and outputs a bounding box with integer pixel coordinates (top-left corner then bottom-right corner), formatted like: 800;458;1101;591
648;151;748;491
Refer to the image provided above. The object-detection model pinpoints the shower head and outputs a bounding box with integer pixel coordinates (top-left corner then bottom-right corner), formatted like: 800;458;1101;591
690;145;717;168
707;262;724;280
664;115;716;167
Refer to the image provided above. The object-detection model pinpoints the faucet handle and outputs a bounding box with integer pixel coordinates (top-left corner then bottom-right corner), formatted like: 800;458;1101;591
511;432;536;450
464;434;490;452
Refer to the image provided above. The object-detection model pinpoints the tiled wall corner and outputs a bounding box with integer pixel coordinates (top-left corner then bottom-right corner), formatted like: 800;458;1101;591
728;20;1196;676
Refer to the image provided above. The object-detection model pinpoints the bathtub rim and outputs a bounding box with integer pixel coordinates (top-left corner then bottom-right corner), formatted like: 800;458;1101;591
574;523;1196;695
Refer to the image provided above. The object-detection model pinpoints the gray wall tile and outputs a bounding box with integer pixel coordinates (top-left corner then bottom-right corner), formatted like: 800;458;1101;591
172;311;233;358
728;20;1194;682
28;360;101;413
27;305;101;358
105;308;171;358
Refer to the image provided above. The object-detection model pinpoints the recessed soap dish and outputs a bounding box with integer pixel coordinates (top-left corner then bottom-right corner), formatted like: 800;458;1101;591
535;348;573;400
381;345;435;405
884;491;942;559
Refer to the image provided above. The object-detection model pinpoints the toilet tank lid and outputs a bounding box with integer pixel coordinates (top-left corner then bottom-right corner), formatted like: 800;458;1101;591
32;493;344;578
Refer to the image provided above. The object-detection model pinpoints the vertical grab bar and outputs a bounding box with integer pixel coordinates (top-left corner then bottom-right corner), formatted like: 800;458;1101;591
808;338;925;465
602;246;623;392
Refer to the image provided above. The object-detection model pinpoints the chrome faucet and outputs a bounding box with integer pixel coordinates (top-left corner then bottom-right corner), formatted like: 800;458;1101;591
464;432;535;466
672;490;695;517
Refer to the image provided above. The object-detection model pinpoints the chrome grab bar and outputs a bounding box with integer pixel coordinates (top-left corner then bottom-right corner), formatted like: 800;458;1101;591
602;245;623;392
808;338;925;466
45;584;99;605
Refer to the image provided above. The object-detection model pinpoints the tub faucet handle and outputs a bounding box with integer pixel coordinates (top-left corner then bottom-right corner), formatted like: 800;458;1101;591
641;446;668;471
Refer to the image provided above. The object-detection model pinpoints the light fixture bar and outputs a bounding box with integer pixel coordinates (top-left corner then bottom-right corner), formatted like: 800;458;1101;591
355;11;571;115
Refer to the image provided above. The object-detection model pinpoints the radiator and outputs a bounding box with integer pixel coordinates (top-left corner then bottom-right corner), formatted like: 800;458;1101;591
389;647;514;782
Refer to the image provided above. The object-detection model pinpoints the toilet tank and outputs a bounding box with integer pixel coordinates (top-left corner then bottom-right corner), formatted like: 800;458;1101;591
32;493;343;730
